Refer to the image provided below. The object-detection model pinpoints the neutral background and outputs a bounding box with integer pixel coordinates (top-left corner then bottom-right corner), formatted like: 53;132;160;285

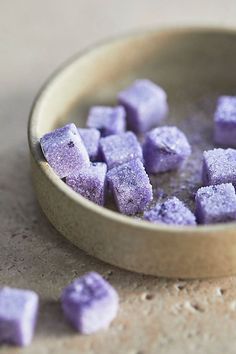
1;1;236;353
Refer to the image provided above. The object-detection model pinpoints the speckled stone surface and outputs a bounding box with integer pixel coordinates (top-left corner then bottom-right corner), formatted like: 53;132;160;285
3;1;236;353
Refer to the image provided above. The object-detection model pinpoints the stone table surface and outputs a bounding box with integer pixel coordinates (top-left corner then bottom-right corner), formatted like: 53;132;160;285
1;1;236;353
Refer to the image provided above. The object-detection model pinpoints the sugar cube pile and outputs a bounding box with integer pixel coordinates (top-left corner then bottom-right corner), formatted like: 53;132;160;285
39;80;236;226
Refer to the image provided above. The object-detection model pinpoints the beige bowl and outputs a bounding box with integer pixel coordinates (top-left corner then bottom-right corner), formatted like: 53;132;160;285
28;27;236;279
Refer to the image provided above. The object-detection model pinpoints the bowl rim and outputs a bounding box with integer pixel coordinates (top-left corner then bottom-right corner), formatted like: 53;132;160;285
28;25;236;235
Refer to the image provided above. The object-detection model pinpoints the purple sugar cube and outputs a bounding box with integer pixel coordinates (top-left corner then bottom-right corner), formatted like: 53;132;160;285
66;162;107;206
86;105;126;137
0;287;39;347
214;96;236;147
78;128;101;161
202;148;236;186
143;126;191;174
61;272;119;334
195;183;236;224
143;197;196;226
40;123;90;178
100;131;143;170
107;158;153;215
118;79;168;133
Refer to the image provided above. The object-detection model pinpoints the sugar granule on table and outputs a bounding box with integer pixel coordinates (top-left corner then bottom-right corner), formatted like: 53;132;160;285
202;148;236;186
78;128;101;161
66;162;107;206
86;105;126;137
40;123;90;178
195;183;236;224
143;126;191;174
107;158;153;215
0;287;39;347
100;131;143;170
118;79;168;133
214;96;236;148
143;197;196;225
61;272;119;334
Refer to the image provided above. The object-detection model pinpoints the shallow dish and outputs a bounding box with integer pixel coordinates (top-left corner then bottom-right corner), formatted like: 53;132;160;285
28;27;236;278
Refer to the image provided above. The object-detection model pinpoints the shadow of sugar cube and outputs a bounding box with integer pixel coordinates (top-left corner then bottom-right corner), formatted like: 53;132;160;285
40;123;90;178
202;148;236;186
0;287;39;346
61;272;119;334
143;126;191;174
107;158;153;215
214;96;236;148
86;106;126;137
100;131;143;170
195;183;236;224
118;79;168;133
143;197;196;226
65;162;107;206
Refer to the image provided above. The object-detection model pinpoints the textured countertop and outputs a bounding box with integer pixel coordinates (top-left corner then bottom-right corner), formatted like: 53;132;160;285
1;1;236;353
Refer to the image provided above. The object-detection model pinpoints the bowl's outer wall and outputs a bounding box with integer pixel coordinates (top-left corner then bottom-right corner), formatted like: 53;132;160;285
29;28;236;278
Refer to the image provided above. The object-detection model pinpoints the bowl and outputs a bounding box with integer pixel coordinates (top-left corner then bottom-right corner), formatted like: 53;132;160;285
28;27;236;279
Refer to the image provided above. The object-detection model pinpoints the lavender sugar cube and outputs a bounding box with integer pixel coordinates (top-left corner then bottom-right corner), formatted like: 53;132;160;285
195;183;236;224
107;158;153;215
40;123;90;178
78;128;101;161
61;272;119;334
144;197;196;226
143;126;191;174
118;79;168;133
202;148;236;186
100;131;143;170
214;96;236;147
86;105;126;137
0;287;39;347
66;162;107;206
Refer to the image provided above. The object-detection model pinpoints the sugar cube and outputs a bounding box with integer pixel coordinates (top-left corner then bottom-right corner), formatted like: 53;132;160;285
66;162;107;206
195;183;236;224
143;197;196;225
86;106;126;137
61;272;119;334
118;79;168;133
78;128;101;161
100;131;143;170
214;96;236;147
0;287;39;346
107;158;153;215
40;123;90;178
143;126;191;174
202;148;236;186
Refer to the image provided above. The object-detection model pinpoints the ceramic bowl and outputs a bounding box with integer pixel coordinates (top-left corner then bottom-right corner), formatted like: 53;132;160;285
28;27;236;278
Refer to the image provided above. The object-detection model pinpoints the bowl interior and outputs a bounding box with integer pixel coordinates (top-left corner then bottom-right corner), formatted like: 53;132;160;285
31;28;236;218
